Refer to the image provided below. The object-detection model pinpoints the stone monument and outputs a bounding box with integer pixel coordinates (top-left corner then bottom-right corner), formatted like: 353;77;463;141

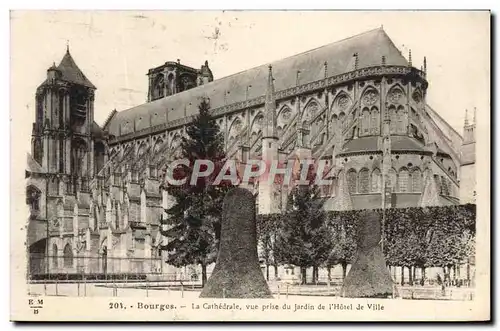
199;187;273;298
341;210;394;298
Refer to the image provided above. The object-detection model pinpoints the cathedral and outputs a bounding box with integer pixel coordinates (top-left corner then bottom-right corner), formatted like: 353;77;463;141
25;27;476;277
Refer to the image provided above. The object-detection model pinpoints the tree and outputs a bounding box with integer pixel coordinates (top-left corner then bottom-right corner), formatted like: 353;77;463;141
256;203;476;286
384;208;421;285
160;99;235;286
275;166;332;285
256;214;281;281
426;206;474;284
327;212;356;281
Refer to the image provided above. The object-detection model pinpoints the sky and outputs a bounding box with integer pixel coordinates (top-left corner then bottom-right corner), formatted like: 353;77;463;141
10;10;490;158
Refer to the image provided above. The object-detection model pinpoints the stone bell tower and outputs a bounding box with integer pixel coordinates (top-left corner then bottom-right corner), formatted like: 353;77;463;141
32;46;96;192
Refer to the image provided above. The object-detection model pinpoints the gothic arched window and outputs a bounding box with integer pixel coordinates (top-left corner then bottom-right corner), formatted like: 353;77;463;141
63;244;73;268
399;167;409;192
389;105;397;133
52;244;58;268
301;101;317;132
306;101;319;119
441;177;450;195
387;168;397;191
137;142;147;160
333;93;351;114
371;168;381;192
153;139;164;156
115;202;121;229
166;73;174;96
228;118;242;147
278;106;292;126
347;169;357;193
362;108;370;135
251;113;264;135
410;168;421;192
36;95;44;126
152;75;165;100
93;205;99;230
59;138;65;173
33;138;43;164
397;105;405;134
370;107;379;134
26;185;41;212
331;114;338;133
71;138;87;177
352;126;358;139
338;112;346;129
179;74;195;92
58;91;65;129
330;177;338;197
358;168;370;193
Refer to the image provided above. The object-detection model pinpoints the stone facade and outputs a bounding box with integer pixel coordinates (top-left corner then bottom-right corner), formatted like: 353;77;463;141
25;28;475;276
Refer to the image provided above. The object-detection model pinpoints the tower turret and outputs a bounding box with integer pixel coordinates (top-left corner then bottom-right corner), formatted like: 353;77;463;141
46;62;61;81
263;65;277;139
258;65;279;214
460;108;476;203
197;60;214;86
381;101;393;208
147;60;214;102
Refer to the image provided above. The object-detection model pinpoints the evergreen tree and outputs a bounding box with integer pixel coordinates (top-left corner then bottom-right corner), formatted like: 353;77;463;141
159;99;235;286
275;166;332;284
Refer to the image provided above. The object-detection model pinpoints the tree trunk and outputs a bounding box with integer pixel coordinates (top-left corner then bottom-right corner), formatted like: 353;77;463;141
266;264;270;281
301;267;307;285
327;267;331;282
274;263;278;279
442;266;447;283
341;262;347;281
401;267;405;286
201;263;207;287
408;266;413;286
466;262;471;286
413;266;416;282
420;267;426;286
313;266;319;284
448;265;452;285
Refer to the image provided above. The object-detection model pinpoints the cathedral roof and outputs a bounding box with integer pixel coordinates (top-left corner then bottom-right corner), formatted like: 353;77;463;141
340;136;431;155
106;27;408;137
56;49;96;89
342;137;379;153
425;104;463;153
391;136;430;152
91;121;106;140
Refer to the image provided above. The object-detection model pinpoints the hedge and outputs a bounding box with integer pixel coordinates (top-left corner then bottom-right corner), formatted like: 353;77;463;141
256;204;476;270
